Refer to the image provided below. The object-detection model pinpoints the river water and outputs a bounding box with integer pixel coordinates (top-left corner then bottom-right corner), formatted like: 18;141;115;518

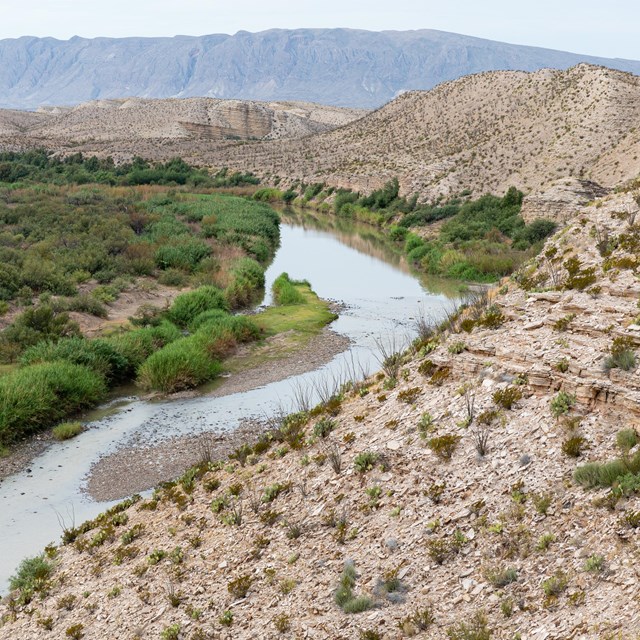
0;211;459;590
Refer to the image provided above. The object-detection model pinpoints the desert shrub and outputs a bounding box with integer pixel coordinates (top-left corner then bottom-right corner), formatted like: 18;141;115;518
617;429;639;453
584;554;605;573
399;607;435;635
604;336;636;372
52;421;84;441
334;563;374;613
227;574;253;599
0;362;106;444
428;434;461;460
137;337;222;393
9;554;54;596
542;571;568;597
272;273;306;305
563;256;597;290
168;286;228;327
446;610;492;640
550;391;575;417
492;386;522;409
484;566;518;588
562;436;586;458
477;305;504;329
354;451;379;473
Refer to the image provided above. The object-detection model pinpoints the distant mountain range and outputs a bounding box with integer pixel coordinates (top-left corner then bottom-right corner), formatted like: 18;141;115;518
1;28;640;110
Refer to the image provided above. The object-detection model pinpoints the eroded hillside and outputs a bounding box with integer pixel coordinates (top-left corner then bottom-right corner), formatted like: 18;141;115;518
2;189;640;638
6;65;639;203
0;98;366;147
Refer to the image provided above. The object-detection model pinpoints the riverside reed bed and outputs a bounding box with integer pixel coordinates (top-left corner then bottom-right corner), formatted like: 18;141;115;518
0;161;287;447
0;273;335;447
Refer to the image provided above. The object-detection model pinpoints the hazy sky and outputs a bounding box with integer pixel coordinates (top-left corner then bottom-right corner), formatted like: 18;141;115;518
0;0;639;60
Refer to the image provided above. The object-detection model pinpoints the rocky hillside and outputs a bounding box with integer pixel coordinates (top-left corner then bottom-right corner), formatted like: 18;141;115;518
2;29;640;110
198;64;640;200
2;187;640;638
7;65;637;201
0;98;365;145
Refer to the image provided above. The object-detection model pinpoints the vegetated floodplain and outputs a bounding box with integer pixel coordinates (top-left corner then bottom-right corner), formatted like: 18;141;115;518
258;178;557;282
0;151;287;446
209;274;338;382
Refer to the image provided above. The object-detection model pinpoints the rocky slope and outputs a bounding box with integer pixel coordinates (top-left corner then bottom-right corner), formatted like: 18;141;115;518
2;187;640;638
7;64;637;201
0;98;365;145
2;29;640;110
202;64;640;200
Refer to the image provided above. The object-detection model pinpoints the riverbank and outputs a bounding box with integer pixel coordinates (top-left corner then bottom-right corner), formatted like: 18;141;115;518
85;326;350;501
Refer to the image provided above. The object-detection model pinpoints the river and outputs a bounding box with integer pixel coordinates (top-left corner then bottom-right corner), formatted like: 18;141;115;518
0;210;459;590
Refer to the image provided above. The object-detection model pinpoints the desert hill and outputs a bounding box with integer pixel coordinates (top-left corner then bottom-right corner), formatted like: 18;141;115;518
0;98;365;146
5;65;638;202
205;64;640;200
2;186;640;638
2;29;640;110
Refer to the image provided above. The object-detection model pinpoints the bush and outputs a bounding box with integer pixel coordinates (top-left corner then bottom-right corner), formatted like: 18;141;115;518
0;362;106;444
168;286;228;327
427;434;461;460
492;386;522;409
106;321;181;372
137;337;222;393
21;336;130;384
52;421;84;440
9;554;54;595
446;610;492;640
550;391;575;418
617;429;639;453
272;273;306;305
334;563;374;614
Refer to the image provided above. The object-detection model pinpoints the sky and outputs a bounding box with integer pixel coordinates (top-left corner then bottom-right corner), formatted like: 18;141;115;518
0;0;639;61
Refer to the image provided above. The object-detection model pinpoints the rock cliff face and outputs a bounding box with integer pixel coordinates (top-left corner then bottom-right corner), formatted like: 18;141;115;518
520;179;611;224
2;28;640;110
2;189;640;639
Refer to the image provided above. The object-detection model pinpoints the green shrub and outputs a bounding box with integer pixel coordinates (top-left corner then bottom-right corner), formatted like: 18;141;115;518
492;386;522;409
542;571;568;597
617;429;639;453
52;421;84;441
354;451;379;473
137;337;222;393
446;610;492;640
21;336;130;384
334;563;374;614
272;273;306;305
484;566;518;588
106;321;181;372
428;434;461;460
168;286;228;327
0;362;106;444
550;391;575;417
9;554;54;595
604;336;637;372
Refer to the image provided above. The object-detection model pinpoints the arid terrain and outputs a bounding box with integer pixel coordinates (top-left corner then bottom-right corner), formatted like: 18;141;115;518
0;97;366;147
2;184;640;638
3;65;640;202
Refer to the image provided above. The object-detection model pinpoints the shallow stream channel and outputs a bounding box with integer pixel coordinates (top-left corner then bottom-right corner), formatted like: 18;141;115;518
0;209;460;590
